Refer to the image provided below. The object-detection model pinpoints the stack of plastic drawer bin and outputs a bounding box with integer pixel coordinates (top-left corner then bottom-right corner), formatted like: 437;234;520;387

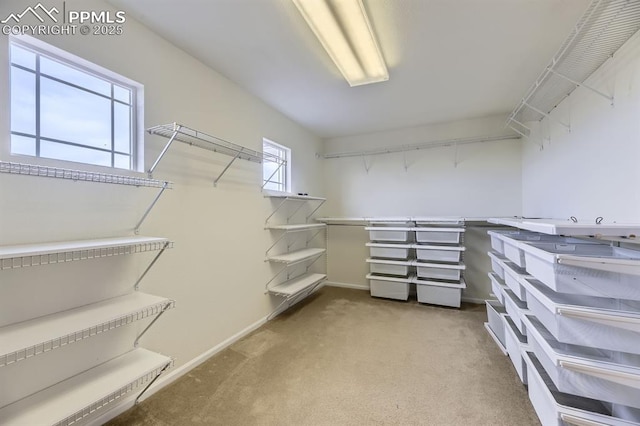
411;219;466;308
365;222;415;301
486;220;640;426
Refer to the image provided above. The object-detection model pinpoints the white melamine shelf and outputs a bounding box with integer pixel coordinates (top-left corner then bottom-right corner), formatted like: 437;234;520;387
0;236;172;270
0;292;174;368
269;273;326;297
263;190;326;201
0;161;172;189
266;223;326;231
489;218;640;237
0;348;172;426
266;248;326;264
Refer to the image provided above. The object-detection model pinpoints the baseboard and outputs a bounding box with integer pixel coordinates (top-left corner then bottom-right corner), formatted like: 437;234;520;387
324;281;369;291
87;314;269;426
461;296;486;304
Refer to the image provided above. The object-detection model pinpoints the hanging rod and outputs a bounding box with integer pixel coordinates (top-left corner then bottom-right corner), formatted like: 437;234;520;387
507;0;640;126
321;134;520;159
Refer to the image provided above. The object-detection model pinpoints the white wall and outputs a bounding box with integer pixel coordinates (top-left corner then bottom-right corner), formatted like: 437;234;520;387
0;0;323;415
522;32;640;221
321;115;523;301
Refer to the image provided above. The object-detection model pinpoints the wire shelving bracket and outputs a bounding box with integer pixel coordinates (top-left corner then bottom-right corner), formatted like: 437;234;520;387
146;122;285;187
507;0;640;133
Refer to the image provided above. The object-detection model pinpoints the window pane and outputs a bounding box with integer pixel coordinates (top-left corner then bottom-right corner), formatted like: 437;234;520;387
40;77;111;150
11;134;36;156
114;85;131;104
40;56;111;96
114;154;130;169
10;44;36;70
114;102;131;154
41;140;111;167
11;67;36;135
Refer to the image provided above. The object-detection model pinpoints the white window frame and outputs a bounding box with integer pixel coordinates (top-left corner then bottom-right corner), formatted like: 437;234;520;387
262;138;291;192
8;35;144;172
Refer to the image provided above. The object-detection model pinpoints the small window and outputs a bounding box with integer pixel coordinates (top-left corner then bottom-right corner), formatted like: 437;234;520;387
263;139;290;192
9;37;142;170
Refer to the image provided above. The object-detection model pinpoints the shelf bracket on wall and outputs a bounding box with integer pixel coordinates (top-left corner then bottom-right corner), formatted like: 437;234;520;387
306;229;324;246
134;241;171;290
523;101;571;132
261;158;287;190
148;125;182;178
134;360;173;405
133;301;175;347
305;199;326;223
362;155;371;173
402;152;409;172
134;181;171;234
214;149;243;187
453;143;459;168
266;281;323;321
546;67;614;106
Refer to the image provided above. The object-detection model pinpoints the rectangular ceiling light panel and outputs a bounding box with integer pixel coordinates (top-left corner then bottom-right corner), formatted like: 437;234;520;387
293;0;389;87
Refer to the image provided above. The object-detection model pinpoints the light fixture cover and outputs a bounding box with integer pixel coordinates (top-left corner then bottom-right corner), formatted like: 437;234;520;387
293;0;389;87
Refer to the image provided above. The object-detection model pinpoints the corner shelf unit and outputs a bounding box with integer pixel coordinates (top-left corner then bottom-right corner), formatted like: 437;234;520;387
146;123;285;187
0;348;173;426
507;0;640;137
264;192;327;318
0;161;173;234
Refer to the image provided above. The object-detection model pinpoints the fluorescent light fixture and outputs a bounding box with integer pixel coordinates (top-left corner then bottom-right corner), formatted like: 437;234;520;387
293;0;388;87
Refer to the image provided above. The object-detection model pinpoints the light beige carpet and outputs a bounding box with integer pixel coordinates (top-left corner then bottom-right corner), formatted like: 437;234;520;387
108;287;539;425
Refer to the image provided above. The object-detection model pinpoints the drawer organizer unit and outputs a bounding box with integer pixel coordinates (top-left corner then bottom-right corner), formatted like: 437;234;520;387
486;217;640;426
264;191;327;319
365;218;466;307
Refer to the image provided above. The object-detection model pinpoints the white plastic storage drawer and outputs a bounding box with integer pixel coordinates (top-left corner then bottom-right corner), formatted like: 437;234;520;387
485;300;507;354
521;277;640;355
487;251;507;280
502;260;530;303
523;351;640;426
366;243;412;260
366;258;412;276
413;227;464;244
414;244;464;263
524;315;640;409
367;274;411;301
488;272;507;305
365;227;412;242
415;262;464;281
502;287;529;336
521;242;640;301
504;316;530;385
414;278;465;308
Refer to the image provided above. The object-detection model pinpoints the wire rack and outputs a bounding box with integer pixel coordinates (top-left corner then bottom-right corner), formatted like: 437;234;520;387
0;161;172;189
508;0;640;132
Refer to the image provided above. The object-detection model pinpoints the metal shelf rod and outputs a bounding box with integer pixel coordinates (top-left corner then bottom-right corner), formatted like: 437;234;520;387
147;124;181;178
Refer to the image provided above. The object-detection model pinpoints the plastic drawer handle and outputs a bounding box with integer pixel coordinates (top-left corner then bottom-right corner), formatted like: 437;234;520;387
558;307;640;332
560;413;606;426
559;360;640;388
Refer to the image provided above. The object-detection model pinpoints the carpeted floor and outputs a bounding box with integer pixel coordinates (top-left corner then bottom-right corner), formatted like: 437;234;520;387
108;287;540;425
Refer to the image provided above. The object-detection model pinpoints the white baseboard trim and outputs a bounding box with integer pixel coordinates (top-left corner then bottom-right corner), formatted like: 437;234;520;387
87;314;269;426
324;281;369;291
462;296;486;304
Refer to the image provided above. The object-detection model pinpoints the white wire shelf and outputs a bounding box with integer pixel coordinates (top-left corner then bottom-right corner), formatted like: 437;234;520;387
266;223;327;231
263;190;326;201
0;236;172;270
488;217;640;237
0;292;174;368
266;248;326;264
268;273;326;297
0;161;172;189
508;0;640;133
0;348;173;426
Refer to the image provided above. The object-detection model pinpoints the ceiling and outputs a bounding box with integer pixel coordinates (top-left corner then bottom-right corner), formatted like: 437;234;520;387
108;0;591;139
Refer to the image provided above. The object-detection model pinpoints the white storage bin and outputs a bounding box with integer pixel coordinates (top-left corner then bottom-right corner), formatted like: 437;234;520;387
522;242;640;301
502;260;530;303
366;274;411;301
366;243;412;260
504;316;530;385
523;351;639;426
488;272;507;304
414;278;465;308
485;300;507;354
487;251;506;280
521;277;640;355
502;287;529;336
413;227;464;244
366;259;412;276
414;244;465;263
365;227;412;242
524;315;640;409
415;261;465;281
488;230;537;256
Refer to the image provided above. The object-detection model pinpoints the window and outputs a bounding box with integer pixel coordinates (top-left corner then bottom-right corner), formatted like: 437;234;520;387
9;37;142;170
262;139;290;192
